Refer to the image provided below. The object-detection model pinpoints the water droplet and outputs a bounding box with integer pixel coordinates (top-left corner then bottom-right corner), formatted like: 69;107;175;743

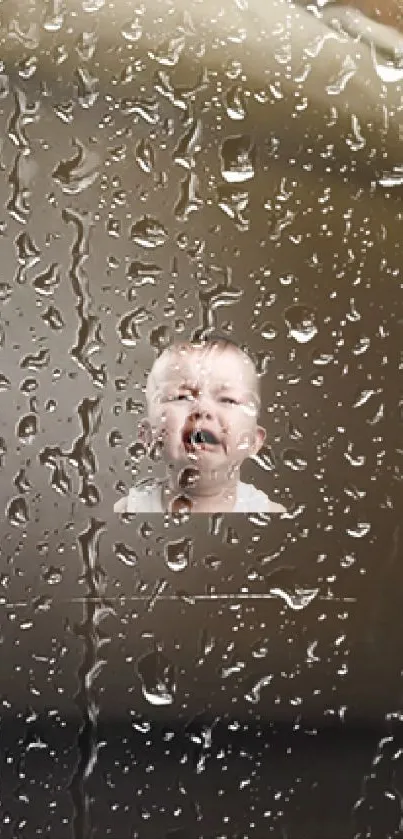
14;467;31;493
164;537;192;572
113;542;138;567
346;522;371;538
217;184;249;230
137;650;176;706
19;56;37;80
75;67;99;109
220;135;256;183
203;554;221;570
126;260;162;285
8;20;40;50
0;436;7;464
135;138;155;174
7;496;29;526
197;628;216;663
20;348;50;370
0;283;12;303
53;139;100;193
270;585;319;610
76;31;98;61
121;19;143;42
245;674;273;704
117;309;148;346
326;55;357;95
130;216;168;248
284;304;318;343
42;565;63;585
224;85;247;120
149;35;186;67
378;168;403;188
32;263;61;295
42;305;64;330
0;373;11;392
0;73;9;98
121;96;159;124
15;231;41;269
175;171;203;220
17;413;38;444
32;594;52;612
82;0;105;12
282;449;308;471
43;0;65;32
108;430;123;448
8;150;38;223
173;118;202;169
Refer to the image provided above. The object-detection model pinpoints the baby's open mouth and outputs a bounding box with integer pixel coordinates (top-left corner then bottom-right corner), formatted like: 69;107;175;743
183;428;222;450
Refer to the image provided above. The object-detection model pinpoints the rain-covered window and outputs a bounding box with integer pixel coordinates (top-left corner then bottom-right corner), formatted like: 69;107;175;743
0;0;401;837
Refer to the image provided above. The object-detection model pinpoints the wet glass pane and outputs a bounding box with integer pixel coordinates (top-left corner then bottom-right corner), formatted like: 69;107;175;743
0;1;402;837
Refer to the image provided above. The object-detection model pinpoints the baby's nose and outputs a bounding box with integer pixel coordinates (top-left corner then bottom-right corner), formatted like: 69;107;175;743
187;393;215;418
190;404;213;419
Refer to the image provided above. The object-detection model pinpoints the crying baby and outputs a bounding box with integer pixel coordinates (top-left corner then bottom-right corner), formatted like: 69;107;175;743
114;335;286;514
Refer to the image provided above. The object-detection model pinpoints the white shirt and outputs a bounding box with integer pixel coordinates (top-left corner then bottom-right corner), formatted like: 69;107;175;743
114;479;286;514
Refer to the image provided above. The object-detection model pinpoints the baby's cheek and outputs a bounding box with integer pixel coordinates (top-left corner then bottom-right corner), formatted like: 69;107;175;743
154;414;175;445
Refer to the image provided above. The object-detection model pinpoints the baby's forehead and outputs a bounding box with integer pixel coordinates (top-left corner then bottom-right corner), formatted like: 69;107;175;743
153;346;255;383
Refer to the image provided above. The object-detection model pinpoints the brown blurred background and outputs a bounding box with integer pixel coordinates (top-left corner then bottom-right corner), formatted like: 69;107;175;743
0;2;402;838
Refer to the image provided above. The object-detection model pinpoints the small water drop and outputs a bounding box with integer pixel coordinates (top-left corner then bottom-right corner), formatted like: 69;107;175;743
135;138;155;174
76;31;98;61
17;413;38;444
32;263;61;296
224;85;247;120
42;305;64;330
113;542;138;567
0;373;11;392
282;449;308;471
121;19;143;42
7;496;29;526
42;566;63;585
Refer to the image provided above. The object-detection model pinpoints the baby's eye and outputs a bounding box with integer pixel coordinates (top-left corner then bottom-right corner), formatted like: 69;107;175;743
167;394;238;404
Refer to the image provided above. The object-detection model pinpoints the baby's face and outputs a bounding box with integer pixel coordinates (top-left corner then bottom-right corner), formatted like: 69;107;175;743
142;346;266;476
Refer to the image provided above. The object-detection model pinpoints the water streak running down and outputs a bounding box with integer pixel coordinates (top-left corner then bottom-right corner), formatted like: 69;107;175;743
68;518;112;839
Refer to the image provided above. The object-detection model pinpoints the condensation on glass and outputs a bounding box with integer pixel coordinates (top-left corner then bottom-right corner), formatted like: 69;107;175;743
0;1;401;837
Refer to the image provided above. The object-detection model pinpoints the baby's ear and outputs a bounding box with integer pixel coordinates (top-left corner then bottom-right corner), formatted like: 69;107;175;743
138;419;152;448
253;426;266;454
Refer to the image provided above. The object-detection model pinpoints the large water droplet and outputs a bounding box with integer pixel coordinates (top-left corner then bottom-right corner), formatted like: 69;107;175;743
137;650;176;706
53;139;100;193
130;216;168;248
164;537;192;572
284;304;318;343
220;135;256;183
